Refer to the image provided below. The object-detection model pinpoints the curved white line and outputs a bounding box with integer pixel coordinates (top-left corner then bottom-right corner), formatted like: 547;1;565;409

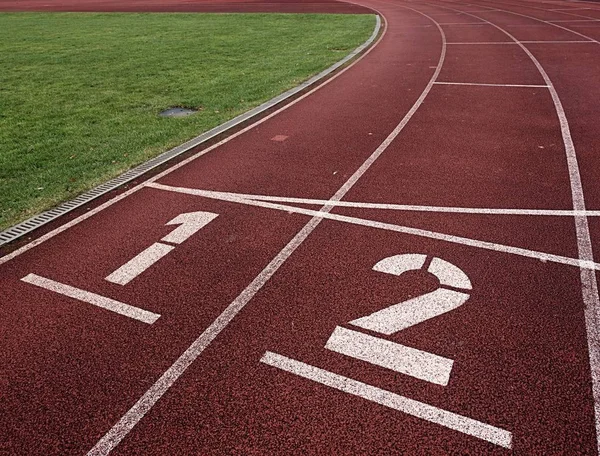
418;1;600;452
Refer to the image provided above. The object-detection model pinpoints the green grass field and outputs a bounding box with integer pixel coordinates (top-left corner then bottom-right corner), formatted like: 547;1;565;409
0;12;375;230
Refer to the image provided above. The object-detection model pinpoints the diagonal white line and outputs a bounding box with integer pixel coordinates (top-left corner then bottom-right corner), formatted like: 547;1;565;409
147;182;600;271
261;351;513;449
145;184;600;216
21;274;160;324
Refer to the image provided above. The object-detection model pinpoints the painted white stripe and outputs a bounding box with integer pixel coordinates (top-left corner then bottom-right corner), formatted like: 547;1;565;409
447;40;593;44
549;19;600;22
446;41;516;44
438;22;486;25
325;326;454;385
520;40;595;43
21;273;160;324
145;184;600;216
87;7;448;455
260;351;513;449
105;242;174;286
148;182;600;271
447;41;516;44
435;81;549;87
550;8;592;11
466;2;600;43
418;3;600;452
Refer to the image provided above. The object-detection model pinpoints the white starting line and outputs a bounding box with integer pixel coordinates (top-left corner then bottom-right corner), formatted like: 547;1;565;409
260;351;513;449
146;182;600;271
21;273;160;324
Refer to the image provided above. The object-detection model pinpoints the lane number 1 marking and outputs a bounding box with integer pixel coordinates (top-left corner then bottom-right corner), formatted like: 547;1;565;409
105;211;218;285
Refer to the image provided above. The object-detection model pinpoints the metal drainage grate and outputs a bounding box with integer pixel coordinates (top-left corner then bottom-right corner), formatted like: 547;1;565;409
159;107;198;118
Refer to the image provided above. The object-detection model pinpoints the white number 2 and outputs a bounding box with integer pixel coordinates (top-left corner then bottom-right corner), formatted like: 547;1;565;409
325;254;472;386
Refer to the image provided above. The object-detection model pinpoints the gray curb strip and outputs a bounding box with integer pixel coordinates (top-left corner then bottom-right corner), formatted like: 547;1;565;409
0;14;381;247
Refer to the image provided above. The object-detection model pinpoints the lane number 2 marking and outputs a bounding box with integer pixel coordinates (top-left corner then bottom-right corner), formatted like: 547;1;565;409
325;254;472;386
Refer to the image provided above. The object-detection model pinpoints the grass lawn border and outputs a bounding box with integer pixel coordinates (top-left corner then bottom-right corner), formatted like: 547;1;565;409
0;14;381;249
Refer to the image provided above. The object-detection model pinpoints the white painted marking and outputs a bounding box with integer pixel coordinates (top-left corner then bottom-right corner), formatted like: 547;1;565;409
447;40;593;44
87;7;447;454
335;254;469;384
162;211;218;244
261;351;513;449
435;81;549;87
428;257;472;289
438;22;486;25
105;211;217;285
105;242;174;286
148;182;600;271
520;40;595;43
550;7;592;11
325;326;454;385
549;19;600;22
467;2;600;44
21;273;159;324
350;288;470;335
446;41;516;44
145;184;600;216
372;253;427;275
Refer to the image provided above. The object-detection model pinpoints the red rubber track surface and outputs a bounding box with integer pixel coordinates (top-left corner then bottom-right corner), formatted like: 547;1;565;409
0;0;372;13
1;0;600;454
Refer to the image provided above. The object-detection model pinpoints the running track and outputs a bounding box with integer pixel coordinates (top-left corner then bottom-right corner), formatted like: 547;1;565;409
1;0;600;453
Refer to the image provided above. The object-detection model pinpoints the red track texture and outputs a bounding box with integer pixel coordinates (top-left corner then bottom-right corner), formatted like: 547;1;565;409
0;0;372;13
2;0;600;454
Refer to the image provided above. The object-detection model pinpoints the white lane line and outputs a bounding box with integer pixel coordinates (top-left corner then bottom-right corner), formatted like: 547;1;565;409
438;22;486;24
435;81;549;87
21;273;160;324
465;1;600;43
145;185;600;216
147;182;600;271
325;326;454;385
260;351;513;449
0;16;383;269
520;40;596;43
87;7;447;455
105;242;174;286
446;41;517;43
550;7;592;11
447;40;593;44
549;19;600;22
420;3;600;453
